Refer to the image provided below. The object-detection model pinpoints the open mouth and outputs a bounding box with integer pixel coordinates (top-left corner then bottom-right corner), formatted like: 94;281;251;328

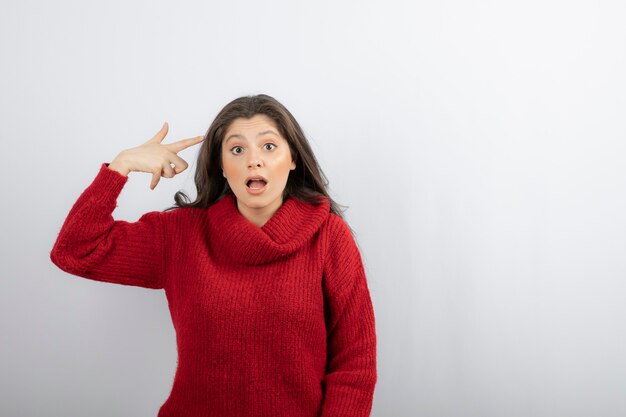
246;179;268;190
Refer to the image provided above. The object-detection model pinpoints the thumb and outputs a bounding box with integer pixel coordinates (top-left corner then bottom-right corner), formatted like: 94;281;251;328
150;171;161;190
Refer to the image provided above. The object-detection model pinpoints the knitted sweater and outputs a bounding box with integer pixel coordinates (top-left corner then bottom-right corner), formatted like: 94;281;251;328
50;163;377;417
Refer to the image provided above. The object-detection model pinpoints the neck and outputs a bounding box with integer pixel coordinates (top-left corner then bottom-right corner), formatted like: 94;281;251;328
235;196;284;227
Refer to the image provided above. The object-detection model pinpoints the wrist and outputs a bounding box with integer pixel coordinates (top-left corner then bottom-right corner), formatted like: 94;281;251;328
107;159;131;177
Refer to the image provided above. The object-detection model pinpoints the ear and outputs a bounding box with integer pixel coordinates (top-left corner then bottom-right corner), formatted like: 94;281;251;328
290;159;296;170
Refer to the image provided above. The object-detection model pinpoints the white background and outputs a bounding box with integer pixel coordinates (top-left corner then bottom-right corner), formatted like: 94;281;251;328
1;0;625;416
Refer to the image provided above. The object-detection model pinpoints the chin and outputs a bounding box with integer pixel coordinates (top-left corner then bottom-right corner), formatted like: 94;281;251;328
243;200;268;209
233;191;269;206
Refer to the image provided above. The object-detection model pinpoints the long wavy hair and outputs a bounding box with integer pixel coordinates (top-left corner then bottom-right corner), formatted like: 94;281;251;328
165;94;346;219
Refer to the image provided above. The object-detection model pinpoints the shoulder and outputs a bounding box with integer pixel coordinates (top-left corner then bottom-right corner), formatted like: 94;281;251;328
138;206;207;231
323;213;358;251
323;213;363;269
322;213;368;297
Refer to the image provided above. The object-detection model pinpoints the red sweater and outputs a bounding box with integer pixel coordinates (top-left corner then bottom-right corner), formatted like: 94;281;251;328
50;163;377;417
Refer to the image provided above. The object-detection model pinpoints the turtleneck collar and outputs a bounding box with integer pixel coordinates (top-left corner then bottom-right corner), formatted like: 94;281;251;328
206;193;331;265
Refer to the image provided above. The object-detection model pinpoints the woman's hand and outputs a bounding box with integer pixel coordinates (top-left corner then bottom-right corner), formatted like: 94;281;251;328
108;122;204;190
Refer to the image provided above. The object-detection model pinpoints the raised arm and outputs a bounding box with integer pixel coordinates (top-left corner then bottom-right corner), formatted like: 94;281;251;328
50;122;204;289
321;216;377;417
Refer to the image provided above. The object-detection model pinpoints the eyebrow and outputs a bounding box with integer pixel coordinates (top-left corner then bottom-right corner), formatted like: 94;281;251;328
225;130;279;144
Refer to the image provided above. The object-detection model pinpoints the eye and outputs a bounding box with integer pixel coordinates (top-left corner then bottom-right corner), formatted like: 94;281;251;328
230;146;243;155
264;143;277;151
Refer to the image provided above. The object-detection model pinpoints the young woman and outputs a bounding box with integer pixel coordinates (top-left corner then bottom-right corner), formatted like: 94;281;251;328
50;94;377;417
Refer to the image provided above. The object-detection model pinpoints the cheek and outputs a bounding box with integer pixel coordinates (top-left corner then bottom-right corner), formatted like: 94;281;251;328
221;155;238;171
221;160;239;181
276;151;293;166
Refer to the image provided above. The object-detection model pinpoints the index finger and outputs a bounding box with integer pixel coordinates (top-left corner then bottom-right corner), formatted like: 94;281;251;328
166;135;205;153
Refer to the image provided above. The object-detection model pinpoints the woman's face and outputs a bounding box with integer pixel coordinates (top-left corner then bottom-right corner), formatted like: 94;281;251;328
221;114;296;223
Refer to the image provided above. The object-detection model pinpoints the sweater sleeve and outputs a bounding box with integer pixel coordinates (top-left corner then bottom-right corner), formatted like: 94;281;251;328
49;163;166;289
321;216;377;417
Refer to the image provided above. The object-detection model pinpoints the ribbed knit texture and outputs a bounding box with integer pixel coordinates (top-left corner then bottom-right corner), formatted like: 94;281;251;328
50;162;377;417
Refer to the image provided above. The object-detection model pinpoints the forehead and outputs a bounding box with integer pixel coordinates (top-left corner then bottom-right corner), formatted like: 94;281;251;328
225;114;280;136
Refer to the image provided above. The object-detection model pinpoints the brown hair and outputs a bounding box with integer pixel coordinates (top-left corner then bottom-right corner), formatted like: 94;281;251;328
165;94;346;219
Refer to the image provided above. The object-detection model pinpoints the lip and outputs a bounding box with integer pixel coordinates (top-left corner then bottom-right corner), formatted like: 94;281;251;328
246;182;268;195
245;175;268;195
245;175;268;184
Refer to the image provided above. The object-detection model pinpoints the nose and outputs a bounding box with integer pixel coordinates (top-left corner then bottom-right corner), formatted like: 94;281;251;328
247;151;264;168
